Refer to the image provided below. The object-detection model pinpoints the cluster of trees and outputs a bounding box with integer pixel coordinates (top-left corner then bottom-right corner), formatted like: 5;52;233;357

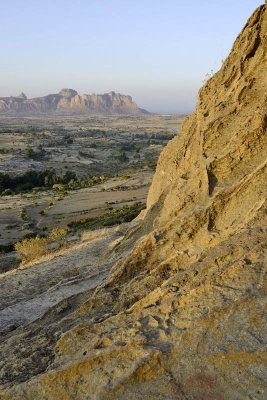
0;168;107;196
0;168;77;196
53;175;106;192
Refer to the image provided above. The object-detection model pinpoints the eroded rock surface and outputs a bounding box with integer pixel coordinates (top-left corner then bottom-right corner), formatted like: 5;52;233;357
1;5;266;399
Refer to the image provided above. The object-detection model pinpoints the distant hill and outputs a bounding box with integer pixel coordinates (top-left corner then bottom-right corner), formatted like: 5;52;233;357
0;89;149;115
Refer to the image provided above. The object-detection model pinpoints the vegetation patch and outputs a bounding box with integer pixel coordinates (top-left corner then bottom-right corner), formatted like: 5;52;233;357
0;258;20;274
68;202;146;231
62;266;80;279
0;243;15;254
0;168;107;196
24;145;46;160
14;228;69;263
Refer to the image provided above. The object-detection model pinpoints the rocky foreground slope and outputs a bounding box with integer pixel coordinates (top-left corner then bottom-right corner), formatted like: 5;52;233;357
0;89;148;115
1;4;266;399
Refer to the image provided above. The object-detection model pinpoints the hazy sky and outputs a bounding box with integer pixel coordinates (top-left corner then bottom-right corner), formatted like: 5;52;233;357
0;0;264;113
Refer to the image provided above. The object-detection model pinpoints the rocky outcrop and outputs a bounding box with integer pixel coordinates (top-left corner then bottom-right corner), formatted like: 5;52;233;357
0;90;148;115
0;4;266;400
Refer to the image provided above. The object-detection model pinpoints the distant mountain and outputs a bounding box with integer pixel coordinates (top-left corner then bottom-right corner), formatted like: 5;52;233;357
0;89;149;115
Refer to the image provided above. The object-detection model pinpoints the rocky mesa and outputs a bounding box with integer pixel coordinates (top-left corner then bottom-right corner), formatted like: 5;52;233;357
0;4;266;400
0;90;148;115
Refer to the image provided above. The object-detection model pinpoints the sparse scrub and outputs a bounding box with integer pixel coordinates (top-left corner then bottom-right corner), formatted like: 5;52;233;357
0;148;13;154
47;280;58;287
81;228;109;242
62;266;79;278
69;202;146;232
20;208;30;221
24;145;45;160
0;258;20;274
5;223;20;230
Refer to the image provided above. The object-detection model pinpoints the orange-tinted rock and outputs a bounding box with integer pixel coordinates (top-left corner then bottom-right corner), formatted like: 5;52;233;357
1;4;266;400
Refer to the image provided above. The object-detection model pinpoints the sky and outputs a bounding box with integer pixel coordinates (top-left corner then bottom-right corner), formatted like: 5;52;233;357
0;0;264;113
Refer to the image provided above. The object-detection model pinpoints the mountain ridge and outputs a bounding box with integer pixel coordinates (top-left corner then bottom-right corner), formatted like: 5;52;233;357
0;89;149;115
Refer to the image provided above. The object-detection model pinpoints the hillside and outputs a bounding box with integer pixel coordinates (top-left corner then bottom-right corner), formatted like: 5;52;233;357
0;90;148;115
0;4;266;399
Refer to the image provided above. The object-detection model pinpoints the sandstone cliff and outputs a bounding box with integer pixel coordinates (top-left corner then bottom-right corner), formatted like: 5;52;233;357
0;90;148;115
0;5;266;400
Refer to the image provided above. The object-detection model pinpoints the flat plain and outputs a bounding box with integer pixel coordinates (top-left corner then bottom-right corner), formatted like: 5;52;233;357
0;114;184;272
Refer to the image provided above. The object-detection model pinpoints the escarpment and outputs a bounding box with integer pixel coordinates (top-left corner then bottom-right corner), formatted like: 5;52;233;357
1;5;266;400
0;90;148;115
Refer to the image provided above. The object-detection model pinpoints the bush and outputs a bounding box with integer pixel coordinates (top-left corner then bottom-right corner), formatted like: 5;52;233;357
48;228;68;247
15;228;69;262
15;237;48;262
52;184;66;191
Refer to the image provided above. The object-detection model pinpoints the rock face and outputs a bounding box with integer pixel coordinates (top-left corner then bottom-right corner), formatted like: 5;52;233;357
0;90;148;115
0;5;266;400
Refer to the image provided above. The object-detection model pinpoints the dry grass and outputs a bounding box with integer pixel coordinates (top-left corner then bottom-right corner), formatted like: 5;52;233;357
108;236;124;248
14;228;68;264
81;228;111;242
15;237;49;262
81;222;131;243
15;240;85;269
